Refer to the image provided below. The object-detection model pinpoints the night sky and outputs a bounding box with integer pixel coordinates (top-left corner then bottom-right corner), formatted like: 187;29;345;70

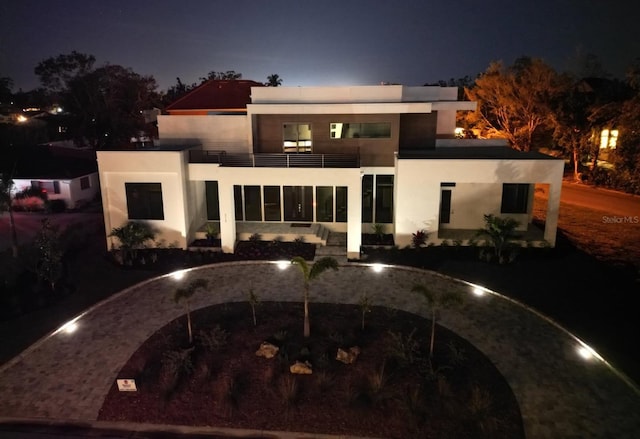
2;0;639;93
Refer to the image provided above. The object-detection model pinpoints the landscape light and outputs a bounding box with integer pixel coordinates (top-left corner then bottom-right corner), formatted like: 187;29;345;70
370;263;384;273
55;318;80;335
171;269;186;280
276;260;289;270
472;286;486;296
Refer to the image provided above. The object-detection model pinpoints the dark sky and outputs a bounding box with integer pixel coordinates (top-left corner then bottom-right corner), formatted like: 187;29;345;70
2;0;639;93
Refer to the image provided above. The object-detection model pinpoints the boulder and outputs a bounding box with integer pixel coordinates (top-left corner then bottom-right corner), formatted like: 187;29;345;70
255;341;279;359
290;360;312;375
336;346;361;364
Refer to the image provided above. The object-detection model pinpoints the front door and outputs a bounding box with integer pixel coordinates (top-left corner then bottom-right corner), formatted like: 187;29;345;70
283;186;313;222
439;189;452;225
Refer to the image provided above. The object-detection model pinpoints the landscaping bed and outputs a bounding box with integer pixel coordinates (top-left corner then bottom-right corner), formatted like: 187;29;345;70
98;302;524;439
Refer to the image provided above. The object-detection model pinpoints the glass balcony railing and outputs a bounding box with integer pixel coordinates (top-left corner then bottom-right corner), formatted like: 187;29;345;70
189;151;359;168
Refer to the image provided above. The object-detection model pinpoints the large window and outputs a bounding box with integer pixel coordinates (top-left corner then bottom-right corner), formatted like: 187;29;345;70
283;123;312;152
336;186;347;222
330;122;391;139
375;175;394;223
31;180;60;194
362;175;374;223
205;181;220;221
501;184;529;214
244;186;262;221
263;186;281;221
125;183;164;220
316;186;334;222
234;185;243;220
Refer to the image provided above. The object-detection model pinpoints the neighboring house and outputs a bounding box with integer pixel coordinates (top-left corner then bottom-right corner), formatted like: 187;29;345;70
96;81;563;259
11;147;100;210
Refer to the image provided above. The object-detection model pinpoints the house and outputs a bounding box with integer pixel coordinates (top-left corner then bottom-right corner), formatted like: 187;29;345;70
96;81;563;259
11;145;100;210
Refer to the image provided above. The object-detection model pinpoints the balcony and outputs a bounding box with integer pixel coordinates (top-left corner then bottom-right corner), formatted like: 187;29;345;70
189;150;360;168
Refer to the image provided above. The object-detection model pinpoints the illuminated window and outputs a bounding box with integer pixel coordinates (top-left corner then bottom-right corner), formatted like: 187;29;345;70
330;122;391;139
283;123;312;152
600;129;618;149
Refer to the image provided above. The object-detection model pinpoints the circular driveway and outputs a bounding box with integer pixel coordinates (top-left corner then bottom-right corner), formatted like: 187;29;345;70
0;261;638;438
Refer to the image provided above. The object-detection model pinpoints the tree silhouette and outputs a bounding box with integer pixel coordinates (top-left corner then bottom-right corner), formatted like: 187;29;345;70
266;74;283;87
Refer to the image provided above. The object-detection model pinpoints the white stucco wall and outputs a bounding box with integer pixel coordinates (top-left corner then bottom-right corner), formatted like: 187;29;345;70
97;150;190;250
157;115;250;152
394;158;564;247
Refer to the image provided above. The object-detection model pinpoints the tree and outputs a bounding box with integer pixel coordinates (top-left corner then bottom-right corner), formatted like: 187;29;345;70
0;172;19;258
34;218;63;291
411;283;463;360
465;57;563;151
475;214;521;264
266;74;283;87
199;70;242;83
35;52;161;148
291;256;339;338
0;76;13;103
173;278;209;344
549;74;595;181
109;221;156;264
162;77;197;106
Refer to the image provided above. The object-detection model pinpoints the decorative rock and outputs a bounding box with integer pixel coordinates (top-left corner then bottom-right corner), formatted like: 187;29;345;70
290;360;312;375
255;342;279;359
336;346;361;364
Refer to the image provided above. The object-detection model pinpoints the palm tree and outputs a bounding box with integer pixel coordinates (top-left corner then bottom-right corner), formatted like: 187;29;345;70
475;214;521;263
0;172;19;258
109;221;155;264
411;283;463;359
266;74;283;87
291;256;339;338
173;278;209;344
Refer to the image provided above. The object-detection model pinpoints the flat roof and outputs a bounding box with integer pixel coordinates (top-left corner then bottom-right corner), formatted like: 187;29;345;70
398;146;562;160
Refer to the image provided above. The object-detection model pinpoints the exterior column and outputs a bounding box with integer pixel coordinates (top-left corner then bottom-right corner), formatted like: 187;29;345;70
218;181;237;253
347;173;363;259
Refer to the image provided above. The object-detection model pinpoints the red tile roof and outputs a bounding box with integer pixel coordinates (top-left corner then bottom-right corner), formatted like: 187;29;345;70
166;79;265;113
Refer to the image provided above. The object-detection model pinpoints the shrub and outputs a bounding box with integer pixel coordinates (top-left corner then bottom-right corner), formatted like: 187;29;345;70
196;325;229;351
248;233;261;242
411;229;428;248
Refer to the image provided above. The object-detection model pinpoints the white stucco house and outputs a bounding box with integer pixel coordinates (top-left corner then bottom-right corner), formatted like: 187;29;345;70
96;80;563;259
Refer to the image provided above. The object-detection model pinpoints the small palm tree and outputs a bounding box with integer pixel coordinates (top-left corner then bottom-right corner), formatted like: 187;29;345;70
109;221;156;263
475;214;520;263
266;74;283;87
291;256;339;338
411;283;463;359
173;278;209;344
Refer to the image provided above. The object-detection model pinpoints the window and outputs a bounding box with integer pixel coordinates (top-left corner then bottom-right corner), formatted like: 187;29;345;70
501;184;529;214
125;183;164;220
375;175;394;223
330;122;391;139
600;129;618;149
362;175;374;223
80;176;90;190
234;185;244;220
336;187;347;222
263;186;281;221
283;123;312;152
205;181;220;221
244;186;262;221
316;186;333;222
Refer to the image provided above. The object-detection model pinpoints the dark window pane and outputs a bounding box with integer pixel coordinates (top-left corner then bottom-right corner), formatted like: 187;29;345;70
234;185;243;221
244;185;262;221
330;122;391;139
80;177;90;190
362;175;373;223
125;183;164;220
375;175;394;223
336;186;347;222
205;181;220;221
501;184;529;214
264;186;281;221
316;186;333;222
